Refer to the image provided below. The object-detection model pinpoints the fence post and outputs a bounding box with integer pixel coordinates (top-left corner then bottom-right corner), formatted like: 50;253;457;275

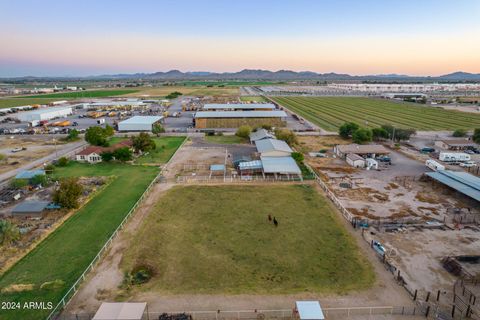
426;291;430;302
437;290;441;302
451;305;455;318
425;306;430;318
414;289;418;301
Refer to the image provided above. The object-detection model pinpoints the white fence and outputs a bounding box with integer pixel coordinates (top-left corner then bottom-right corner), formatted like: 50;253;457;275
57;306;424;320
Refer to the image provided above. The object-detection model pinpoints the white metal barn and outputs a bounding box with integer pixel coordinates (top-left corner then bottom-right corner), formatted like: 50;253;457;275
255;138;293;157
16;107;73;122
118;116;163;131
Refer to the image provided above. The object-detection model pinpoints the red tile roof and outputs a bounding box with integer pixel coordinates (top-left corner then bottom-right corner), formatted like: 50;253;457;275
76;139;133;156
77;146;106;156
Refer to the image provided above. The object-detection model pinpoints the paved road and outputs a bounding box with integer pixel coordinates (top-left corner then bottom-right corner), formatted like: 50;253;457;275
0;140;87;186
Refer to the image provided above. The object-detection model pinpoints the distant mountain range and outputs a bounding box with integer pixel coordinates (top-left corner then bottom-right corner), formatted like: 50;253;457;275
3;70;480;82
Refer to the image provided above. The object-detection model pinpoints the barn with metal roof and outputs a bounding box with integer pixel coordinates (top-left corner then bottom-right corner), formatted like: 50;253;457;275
193;111;287;129
203;103;276;111
255;138;293;157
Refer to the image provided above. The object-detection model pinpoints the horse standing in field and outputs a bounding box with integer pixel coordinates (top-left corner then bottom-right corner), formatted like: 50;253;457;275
273;217;278;227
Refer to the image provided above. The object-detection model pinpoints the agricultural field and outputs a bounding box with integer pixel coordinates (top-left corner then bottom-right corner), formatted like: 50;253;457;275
0;163;158;320
22;89;139;99
109;136;185;164
272;97;480;131
121;86;239;97
121;185;374;295
0;98;65;109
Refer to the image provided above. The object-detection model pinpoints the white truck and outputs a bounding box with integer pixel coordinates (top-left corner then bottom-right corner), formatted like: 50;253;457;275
426;159;445;171
439;152;471;163
97;118;105;125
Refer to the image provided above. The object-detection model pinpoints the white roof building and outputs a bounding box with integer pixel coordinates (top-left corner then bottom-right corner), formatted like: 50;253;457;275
255;138;293;157
203;103;276;110
16;107;73;122
118;116;163;132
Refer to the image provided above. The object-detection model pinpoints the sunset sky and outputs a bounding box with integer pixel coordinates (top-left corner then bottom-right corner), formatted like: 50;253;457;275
1;0;479;77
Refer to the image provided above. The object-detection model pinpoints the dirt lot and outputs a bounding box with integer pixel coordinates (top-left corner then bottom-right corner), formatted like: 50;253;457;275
374;229;480;292
0;136;62;174
307;147;479;221
296;135;351;154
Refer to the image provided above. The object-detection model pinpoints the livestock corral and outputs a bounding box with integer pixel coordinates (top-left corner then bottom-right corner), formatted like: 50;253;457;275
299;135;480;316
272;97;480;131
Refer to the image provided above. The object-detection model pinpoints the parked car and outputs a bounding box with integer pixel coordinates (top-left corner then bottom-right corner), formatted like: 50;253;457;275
460;161;477;168
376;155;391;163
420;147;435;153
11;147;26;153
465;150;475;155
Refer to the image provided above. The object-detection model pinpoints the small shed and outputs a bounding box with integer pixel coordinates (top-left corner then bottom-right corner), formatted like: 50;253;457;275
210;164;226;177
295;301;325;320
11;200;50;218
93;302;147;320
346;153;365;168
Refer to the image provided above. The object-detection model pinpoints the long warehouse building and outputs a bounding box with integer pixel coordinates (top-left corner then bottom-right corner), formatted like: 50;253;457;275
117;116;163;131
203;103;276;111
194;110;287;128
16;106;73;122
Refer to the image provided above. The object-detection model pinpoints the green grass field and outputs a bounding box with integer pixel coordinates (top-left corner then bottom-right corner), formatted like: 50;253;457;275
0;98;67;109
239;96;268;102
109;136;185;164
0;163;158;320
204;135;247;144
121;185;374;295
272;97;480;131
22;89;139;99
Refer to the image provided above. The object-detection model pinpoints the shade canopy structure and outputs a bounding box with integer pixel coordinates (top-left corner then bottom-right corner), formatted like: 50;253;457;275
210;164;226;171
93;302;147;320
296;301;325;320
261;156;301;175
425;170;480;202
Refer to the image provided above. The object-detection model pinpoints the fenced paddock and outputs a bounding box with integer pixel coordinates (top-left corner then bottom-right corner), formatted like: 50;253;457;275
57;306;425;320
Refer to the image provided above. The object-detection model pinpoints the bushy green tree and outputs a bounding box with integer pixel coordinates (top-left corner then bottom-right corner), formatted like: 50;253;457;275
113;147;133;162
339;122;360;139
100;151;114;162
85;126;109;146
372;127;389;141
291;152;304;162
53;178;83;209
352;128;373;144
104;125;115;137
152;123;165;135
0;220;20;246
65;129;79;141
236;125;252;139
452;129;467;137
31;174;47;186
132;133;156;153
11;179;28;189
57;157;69;167
275;128;298;146
473;129;480;144
44;164;55;174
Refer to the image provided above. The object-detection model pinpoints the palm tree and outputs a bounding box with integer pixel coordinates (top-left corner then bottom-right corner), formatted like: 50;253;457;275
0;220;20;246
